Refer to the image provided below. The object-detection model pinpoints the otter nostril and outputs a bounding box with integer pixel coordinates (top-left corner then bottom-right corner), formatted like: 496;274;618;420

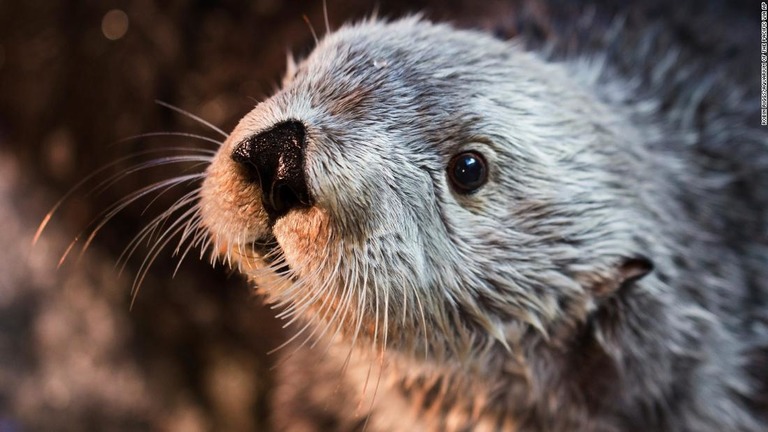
231;120;313;221
269;182;307;218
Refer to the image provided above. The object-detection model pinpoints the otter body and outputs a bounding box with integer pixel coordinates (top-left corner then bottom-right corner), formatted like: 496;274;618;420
199;10;767;432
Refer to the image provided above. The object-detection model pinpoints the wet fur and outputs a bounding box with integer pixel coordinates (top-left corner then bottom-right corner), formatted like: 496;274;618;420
199;11;767;432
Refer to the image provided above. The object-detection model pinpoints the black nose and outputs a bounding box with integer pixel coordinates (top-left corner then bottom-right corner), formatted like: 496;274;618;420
231;121;313;221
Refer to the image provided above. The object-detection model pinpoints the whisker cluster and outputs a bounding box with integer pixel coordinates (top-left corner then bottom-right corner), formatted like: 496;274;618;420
34;102;424;425
34;103;224;308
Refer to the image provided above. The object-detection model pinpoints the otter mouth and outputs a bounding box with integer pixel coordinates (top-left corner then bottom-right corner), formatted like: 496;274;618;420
250;233;291;274
251;234;279;257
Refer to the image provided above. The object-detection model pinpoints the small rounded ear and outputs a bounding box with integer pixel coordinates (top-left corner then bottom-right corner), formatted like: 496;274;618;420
592;255;654;297
618;256;654;283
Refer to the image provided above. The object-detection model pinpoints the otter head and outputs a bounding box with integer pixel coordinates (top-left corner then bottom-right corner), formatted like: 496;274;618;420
200;17;653;363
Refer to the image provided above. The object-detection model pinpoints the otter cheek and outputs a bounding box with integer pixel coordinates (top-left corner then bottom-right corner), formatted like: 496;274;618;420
201;154;270;244
274;207;333;274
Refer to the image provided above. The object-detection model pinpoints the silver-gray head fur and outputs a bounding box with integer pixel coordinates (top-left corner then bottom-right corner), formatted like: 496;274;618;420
200;16;768;432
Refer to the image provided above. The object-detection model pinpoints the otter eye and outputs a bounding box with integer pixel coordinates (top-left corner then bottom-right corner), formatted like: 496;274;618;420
448;151;488;193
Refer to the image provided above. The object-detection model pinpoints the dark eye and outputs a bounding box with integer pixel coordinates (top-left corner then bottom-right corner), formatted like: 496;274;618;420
447;151;488;193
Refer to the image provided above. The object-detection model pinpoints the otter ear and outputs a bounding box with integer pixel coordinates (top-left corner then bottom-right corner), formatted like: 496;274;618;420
592;255;654;297
618;256;654;285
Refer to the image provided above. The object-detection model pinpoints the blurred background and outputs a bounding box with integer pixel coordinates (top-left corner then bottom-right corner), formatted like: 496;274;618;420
0;1;757;431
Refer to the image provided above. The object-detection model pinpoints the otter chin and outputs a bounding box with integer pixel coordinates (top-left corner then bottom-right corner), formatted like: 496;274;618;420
199;16;767;432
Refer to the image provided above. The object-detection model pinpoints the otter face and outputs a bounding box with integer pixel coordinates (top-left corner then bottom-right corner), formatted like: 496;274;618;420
200;18;651;360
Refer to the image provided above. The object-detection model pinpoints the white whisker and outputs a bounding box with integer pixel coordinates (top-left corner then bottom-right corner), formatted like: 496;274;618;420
130;218;195;309
172;217;205;278
78;174;204;261
115;132;223;148
303;15;319;44
118;188;202;272
322;0;331;35
34;149;210;246
155;100;228;138
413;282;429;361
90;155;210;197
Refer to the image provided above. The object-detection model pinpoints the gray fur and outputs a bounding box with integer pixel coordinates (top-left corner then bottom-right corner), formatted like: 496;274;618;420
200;16;768;431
